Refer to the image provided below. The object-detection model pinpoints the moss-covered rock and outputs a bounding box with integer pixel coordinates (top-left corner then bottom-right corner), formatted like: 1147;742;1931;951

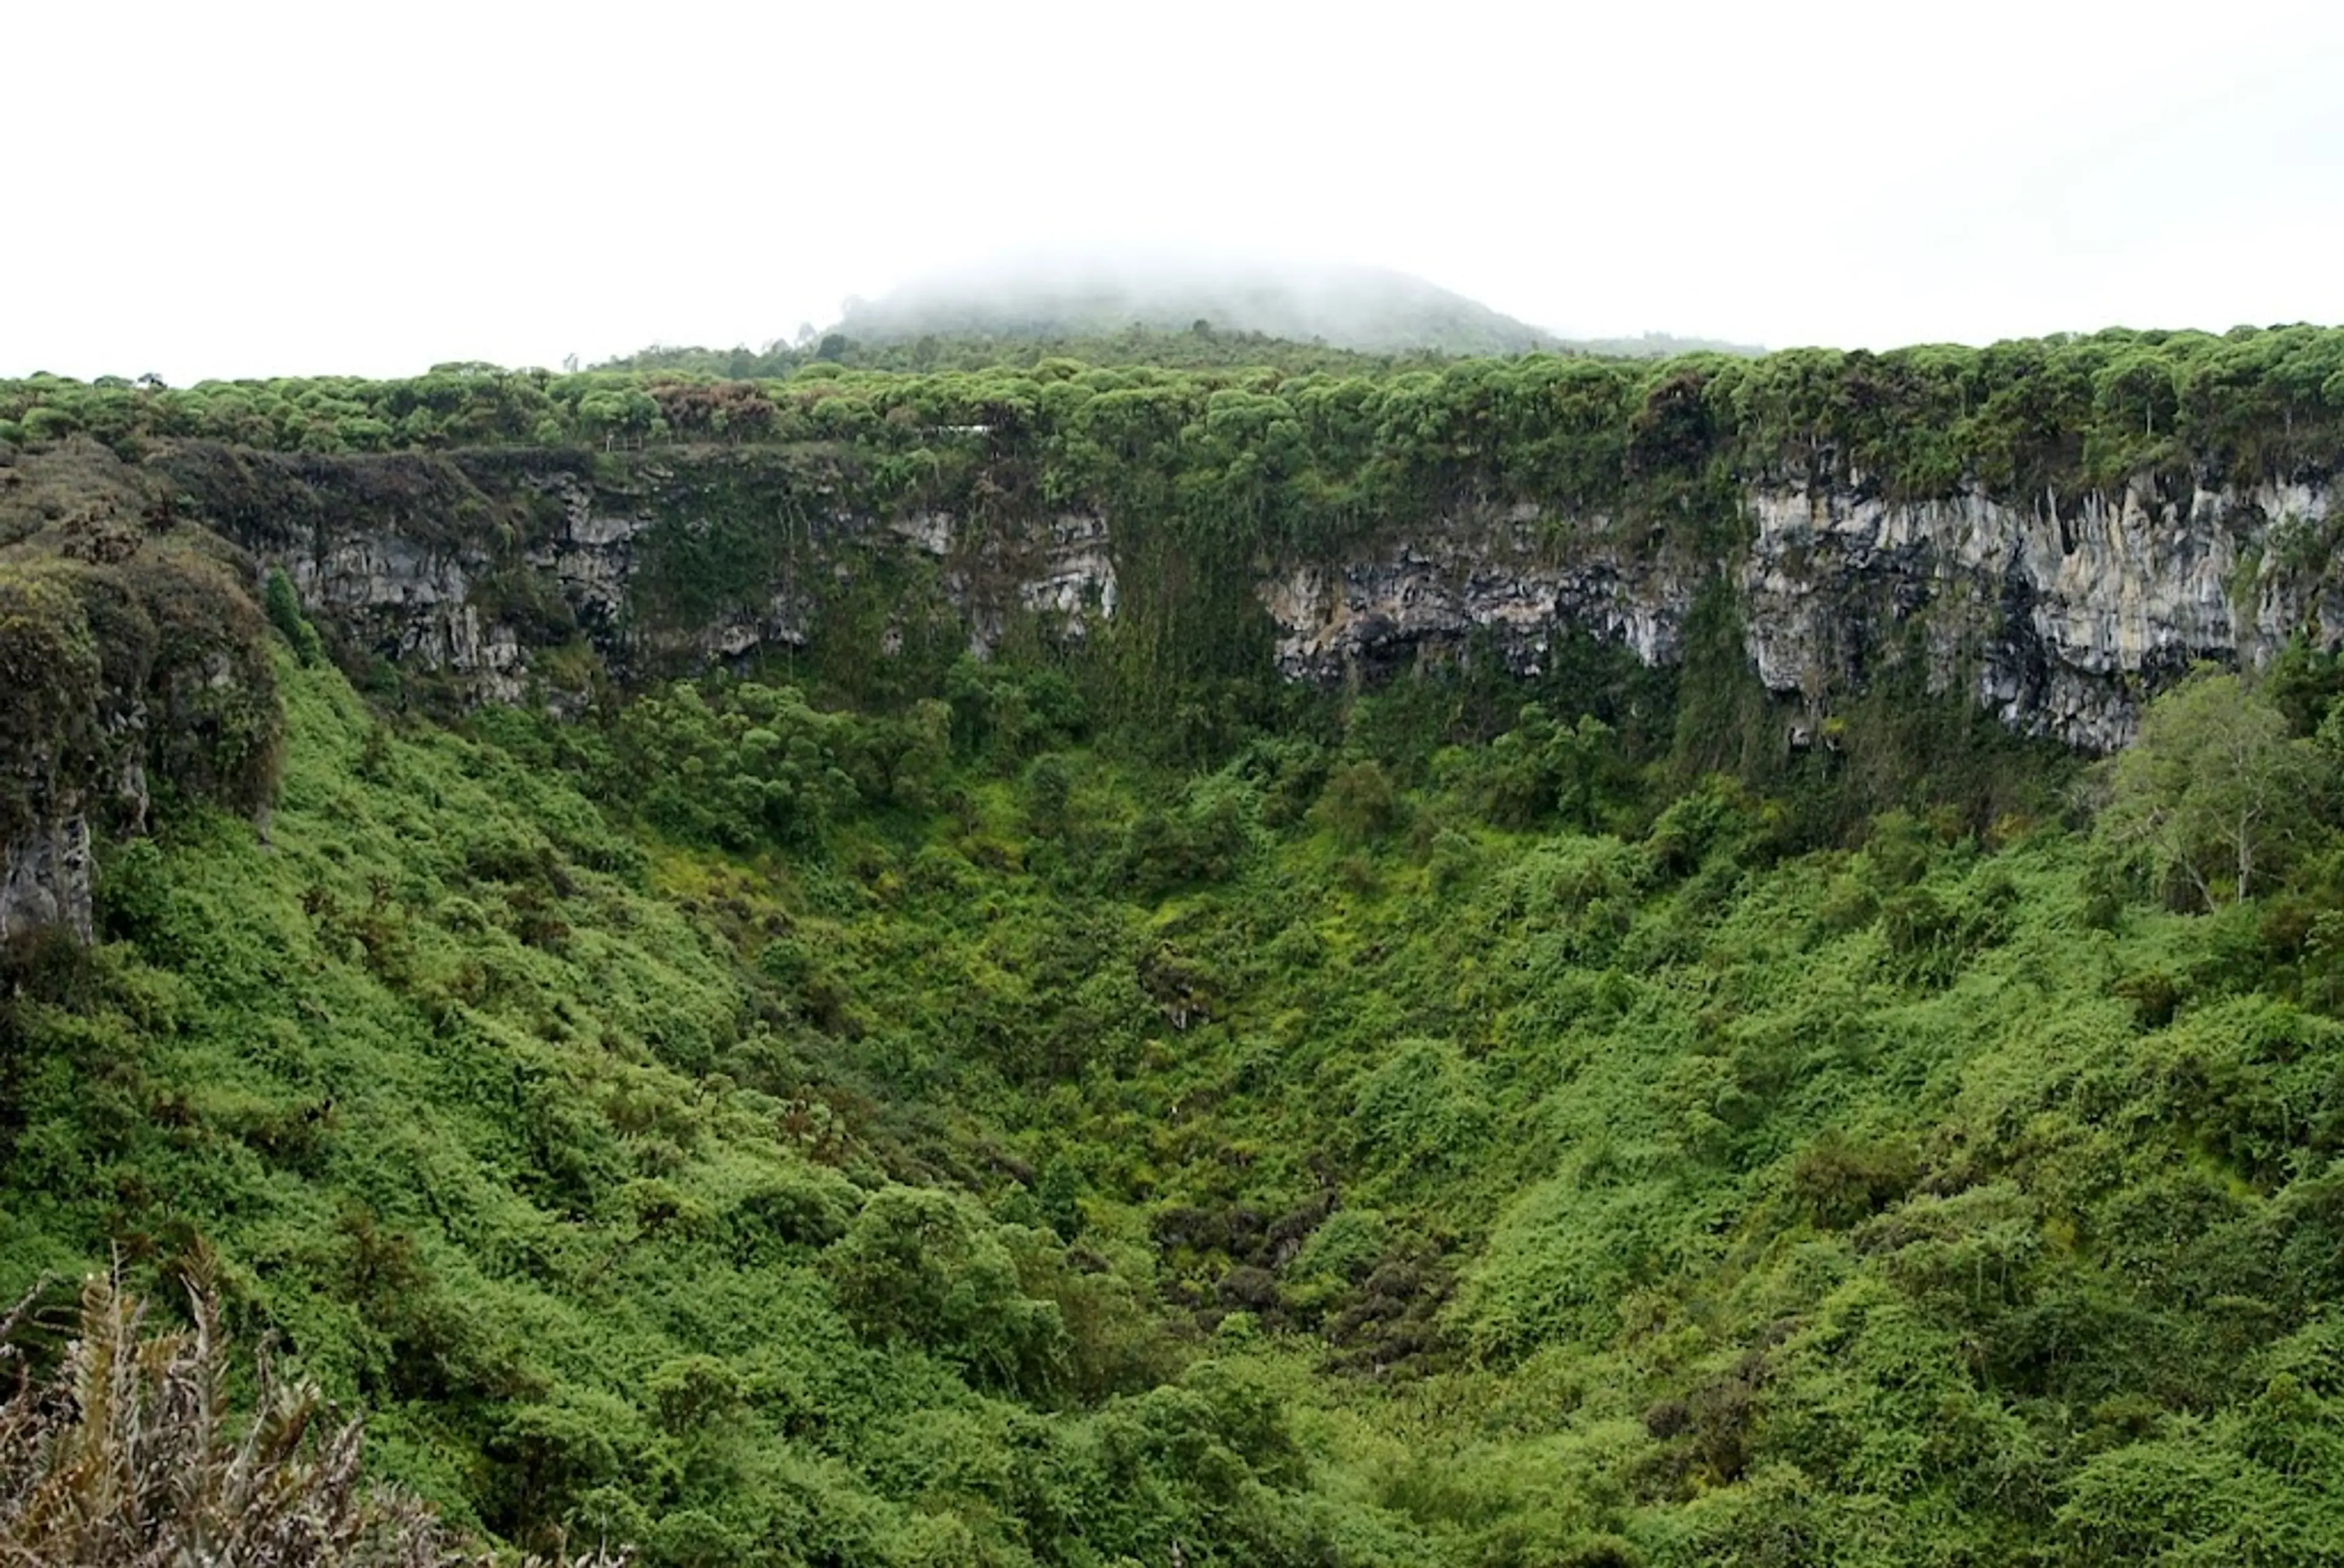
0;447;280;942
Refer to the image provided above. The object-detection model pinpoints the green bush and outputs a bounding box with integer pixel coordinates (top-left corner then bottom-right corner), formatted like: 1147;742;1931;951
827;1185;1069;1396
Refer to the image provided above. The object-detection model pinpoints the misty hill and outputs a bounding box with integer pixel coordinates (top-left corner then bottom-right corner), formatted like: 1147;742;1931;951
833;255;1560;357
602;256;1763;377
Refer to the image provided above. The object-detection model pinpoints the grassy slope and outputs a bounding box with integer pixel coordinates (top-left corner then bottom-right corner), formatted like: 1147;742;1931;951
11;649;2344;1565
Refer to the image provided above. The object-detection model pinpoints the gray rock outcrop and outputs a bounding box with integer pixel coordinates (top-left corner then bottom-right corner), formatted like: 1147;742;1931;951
1265;475;2340;751
178;446;2344;755
0;811;93;944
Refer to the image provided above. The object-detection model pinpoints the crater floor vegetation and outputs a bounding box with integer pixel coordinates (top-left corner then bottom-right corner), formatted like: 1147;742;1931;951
7;328;2344;1564
7;629;2344;1564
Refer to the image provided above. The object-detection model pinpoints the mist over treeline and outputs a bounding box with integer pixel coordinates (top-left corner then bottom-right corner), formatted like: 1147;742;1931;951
839;253;1553;355
606;251;1762;375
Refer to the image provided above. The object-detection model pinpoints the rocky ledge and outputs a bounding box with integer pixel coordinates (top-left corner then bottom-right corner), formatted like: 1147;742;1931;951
1268;474;2339;751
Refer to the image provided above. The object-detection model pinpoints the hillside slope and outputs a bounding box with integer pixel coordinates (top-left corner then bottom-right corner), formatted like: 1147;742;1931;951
9;621;2344;1562
832;257;1557;356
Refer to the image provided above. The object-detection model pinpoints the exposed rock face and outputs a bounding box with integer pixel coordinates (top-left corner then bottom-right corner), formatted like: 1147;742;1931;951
531;478;644;630
1268;475;2342;751
950;511;1118;658
176;444;2344;754
1731;474;2339;750
11;444;2322;950
222;457;1123;699
0;441;279;947
1263;504;1689;688
215;457;1124;698
2;697;156;950
0;811;93;944
287;530;528;703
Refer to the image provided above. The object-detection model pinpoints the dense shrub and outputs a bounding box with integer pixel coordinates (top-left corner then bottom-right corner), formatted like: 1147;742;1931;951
0;1272;627;1567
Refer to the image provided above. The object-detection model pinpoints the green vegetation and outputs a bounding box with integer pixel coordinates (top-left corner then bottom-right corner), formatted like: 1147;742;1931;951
17;323;2343;763
10;622;2344;1561
605;327;1760;381
0;439;279;851
7;329;2344;1561
14;328;2342;759
609;327;1464;380
14;325;2341;504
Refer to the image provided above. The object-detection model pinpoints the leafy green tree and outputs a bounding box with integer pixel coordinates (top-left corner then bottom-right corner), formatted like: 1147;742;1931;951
2096;668;2326;907
574;386;661;449
1478;704;1621;830
2094;345;2182;438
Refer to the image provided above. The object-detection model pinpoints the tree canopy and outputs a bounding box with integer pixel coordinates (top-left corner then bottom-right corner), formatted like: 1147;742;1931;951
2097;668;2329;906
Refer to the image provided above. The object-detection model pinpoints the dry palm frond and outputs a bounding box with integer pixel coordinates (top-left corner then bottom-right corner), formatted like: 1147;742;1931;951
0;1266;626;1568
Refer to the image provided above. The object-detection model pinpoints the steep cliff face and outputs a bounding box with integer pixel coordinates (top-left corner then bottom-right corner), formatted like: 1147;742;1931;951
1741;474;2338;750
0;718;148;944
0;441;281;945
0;581;273;948
1262;503;1691;689
150;443;2344;753
164;447;1122;709
1;809;95;943
288;526;531;701
10;435;2335;943
1270;474;2341;751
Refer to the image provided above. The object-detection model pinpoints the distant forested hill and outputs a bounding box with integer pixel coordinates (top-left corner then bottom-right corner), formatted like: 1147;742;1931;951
834;257;1557;356
602;258;1760;377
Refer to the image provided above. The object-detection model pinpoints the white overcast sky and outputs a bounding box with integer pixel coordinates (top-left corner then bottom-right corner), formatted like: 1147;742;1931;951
10;0;2343;382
